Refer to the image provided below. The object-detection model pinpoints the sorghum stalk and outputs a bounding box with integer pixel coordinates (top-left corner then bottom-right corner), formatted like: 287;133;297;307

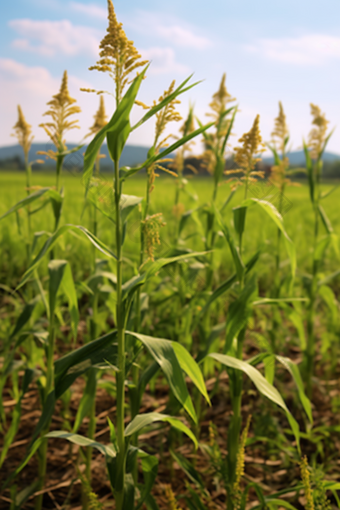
35;313;56;510
114;155;126;509
305;104;330;398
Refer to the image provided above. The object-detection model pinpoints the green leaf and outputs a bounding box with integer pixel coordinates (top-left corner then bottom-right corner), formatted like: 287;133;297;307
171;342;210;405
220;188;236;213
10;297;40;339
0;188;50;220
196;322;226;363
214;205;245;281
209;352;300;448
73;368;97;433
83;65;149;192
49;188;63;228
132;75;200;131
17;225;117;289
45;430;117;457
0;368;34;468
303;140;314;203
48;259;68;318
253;298;307;306
136;453;159;510
125;412;198;449
241;198;296;278
126;331;197;423
319;285;338;326
221;106;238;155
120;194;143;224
318;269;340;287
275;356;312;423
170;449;204;488
233;206;247;238
191;251;260;333
120;123;214;180
318;205;333;234
224;276;257;353
54;330;117;398
314;235;331;262
122;251;207;303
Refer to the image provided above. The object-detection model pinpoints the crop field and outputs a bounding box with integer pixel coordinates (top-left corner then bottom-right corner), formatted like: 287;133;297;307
1;1;340;510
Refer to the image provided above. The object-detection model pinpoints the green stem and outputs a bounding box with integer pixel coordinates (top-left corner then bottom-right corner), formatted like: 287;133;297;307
114;157;126;510
35;315;55;510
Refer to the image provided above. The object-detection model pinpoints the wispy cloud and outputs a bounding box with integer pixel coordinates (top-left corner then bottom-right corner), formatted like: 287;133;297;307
130;11;212;50
246;34;340;65
69;2;107;19
0;58;103;145
140;47;190;75
9;18;100;57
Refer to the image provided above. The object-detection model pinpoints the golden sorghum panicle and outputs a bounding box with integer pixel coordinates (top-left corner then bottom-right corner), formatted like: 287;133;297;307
145;81;182;192
232;415;251;510
203;74;236;173
270;157;291;192
229;115;265;192
207;73;236;123
312;468;332;510
308;104;330;160
300;456;315;510
169;106;196;179
39;70;81;158
142;213;166;262
271;101;289;155
12;105;34;162
164;484;180;510
89;95;108;135
154;80;182;151
86;0;147;103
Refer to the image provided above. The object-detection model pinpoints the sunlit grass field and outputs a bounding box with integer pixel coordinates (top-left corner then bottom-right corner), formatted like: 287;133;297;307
1;170;339;286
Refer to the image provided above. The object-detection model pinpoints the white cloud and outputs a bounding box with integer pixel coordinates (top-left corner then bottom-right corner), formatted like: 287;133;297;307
140;47;190;75
246;34;340;65
69;2;107;19
9;18;100;57
154;25;212;49
130;11;212;50
0;58;109;146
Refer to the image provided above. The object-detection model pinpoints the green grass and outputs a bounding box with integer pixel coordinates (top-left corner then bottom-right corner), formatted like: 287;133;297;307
1;170;339;287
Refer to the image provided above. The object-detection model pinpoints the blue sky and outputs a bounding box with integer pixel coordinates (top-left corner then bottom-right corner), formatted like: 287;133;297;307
1;0;340;155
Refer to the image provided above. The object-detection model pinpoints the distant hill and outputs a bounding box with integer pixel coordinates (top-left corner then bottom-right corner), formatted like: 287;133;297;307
0;143;152;171
262;150;340;166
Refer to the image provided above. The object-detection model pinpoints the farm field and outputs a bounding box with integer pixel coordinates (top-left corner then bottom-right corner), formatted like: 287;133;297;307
1;1;340;509
1;170;340;510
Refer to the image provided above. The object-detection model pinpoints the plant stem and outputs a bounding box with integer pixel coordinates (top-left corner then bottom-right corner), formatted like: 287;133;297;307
35;314;55;510
114;157;126;510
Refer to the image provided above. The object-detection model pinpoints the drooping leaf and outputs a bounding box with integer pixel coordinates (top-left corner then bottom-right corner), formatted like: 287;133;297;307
125;412;198;448
17;225;117;289
120;123;214;180
275;356;313;423
122;251;208;303
45;430;116;457
171;341;211;405
0;188;50;220
120;194;143;224
241;198;296;278
318;204;333;234
126;331;197;423
209;352;300;448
